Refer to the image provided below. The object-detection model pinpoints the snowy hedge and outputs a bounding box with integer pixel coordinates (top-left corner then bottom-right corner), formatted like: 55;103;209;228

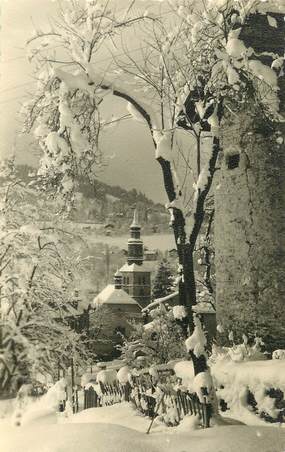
172;357;285;423
212;359;285;423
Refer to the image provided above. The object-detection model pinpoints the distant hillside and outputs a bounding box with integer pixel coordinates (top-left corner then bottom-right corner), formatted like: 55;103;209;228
15;165;169;233
78;177;164;209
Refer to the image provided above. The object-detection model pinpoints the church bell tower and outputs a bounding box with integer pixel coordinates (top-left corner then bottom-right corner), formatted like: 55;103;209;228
119;209;151;308
127;209;144;265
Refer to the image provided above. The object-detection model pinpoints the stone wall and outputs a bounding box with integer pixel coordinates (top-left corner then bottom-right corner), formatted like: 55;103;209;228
215;108;285;351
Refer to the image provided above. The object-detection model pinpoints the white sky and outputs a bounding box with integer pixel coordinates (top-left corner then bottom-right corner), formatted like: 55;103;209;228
0;0;168;202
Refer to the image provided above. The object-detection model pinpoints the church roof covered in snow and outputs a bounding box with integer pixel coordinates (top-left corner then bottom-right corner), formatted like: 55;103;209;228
119;262;152;273
93;284;141;307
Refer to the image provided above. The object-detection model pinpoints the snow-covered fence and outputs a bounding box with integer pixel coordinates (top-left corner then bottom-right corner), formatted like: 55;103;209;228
130;384;210;427
84;386;99;409
83;382;131;409
129;368;211;428
81;364;211;428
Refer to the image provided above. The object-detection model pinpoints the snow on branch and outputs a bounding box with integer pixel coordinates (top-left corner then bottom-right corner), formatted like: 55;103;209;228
185;315;207;358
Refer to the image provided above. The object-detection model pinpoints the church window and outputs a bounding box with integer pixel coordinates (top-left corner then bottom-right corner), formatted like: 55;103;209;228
227;153;240;170
139;288;144;296
142;276;146;285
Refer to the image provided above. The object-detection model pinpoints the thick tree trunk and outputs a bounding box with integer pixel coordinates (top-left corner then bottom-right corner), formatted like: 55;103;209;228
156;159;208;376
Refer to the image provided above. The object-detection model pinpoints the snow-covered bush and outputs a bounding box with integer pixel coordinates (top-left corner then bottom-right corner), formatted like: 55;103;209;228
173;361;194;389
209;340;266;365
81;371;99;388
149;366;159;380
41;378;67;411
212;359;285;423
12;378;67;427
117;366;130;385
96;369;117;385
119;305;187;368
173;339;285;423
272;349;285;360
206;333;285;422
173;305;187;321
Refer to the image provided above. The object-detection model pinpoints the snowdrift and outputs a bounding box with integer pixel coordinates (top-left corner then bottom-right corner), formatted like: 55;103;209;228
1;421;285;452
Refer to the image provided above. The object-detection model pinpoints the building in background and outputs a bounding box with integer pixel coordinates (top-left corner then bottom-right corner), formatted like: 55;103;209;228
92;271;141;358
119;210;152;308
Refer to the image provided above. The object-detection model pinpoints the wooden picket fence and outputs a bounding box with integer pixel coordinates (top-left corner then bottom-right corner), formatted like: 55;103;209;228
84;381;131;409
128;369;211;428
130;385;211;428
83;368;211;428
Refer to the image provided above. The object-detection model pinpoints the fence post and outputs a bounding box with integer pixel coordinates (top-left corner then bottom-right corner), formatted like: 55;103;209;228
75;388;79;413
187;393;193;415
201;387;211;428
146;393;165;435
71;358;75;414
203;399;211;428
176;391;182;420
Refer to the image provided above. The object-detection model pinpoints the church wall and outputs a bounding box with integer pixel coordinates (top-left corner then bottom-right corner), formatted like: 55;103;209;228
89;304;141;358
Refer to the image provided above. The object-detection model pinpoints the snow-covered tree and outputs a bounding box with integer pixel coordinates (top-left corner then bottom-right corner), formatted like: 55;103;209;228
0;160;93;393
152;260;175;300
22;0;153;209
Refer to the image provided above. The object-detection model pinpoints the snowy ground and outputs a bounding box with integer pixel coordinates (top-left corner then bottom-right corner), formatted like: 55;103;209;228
0;397;15;423
1;401;285;452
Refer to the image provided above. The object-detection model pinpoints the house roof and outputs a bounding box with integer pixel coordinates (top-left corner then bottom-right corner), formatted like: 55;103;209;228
144;250;157;255
119;263;152;273
93;284;141;307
